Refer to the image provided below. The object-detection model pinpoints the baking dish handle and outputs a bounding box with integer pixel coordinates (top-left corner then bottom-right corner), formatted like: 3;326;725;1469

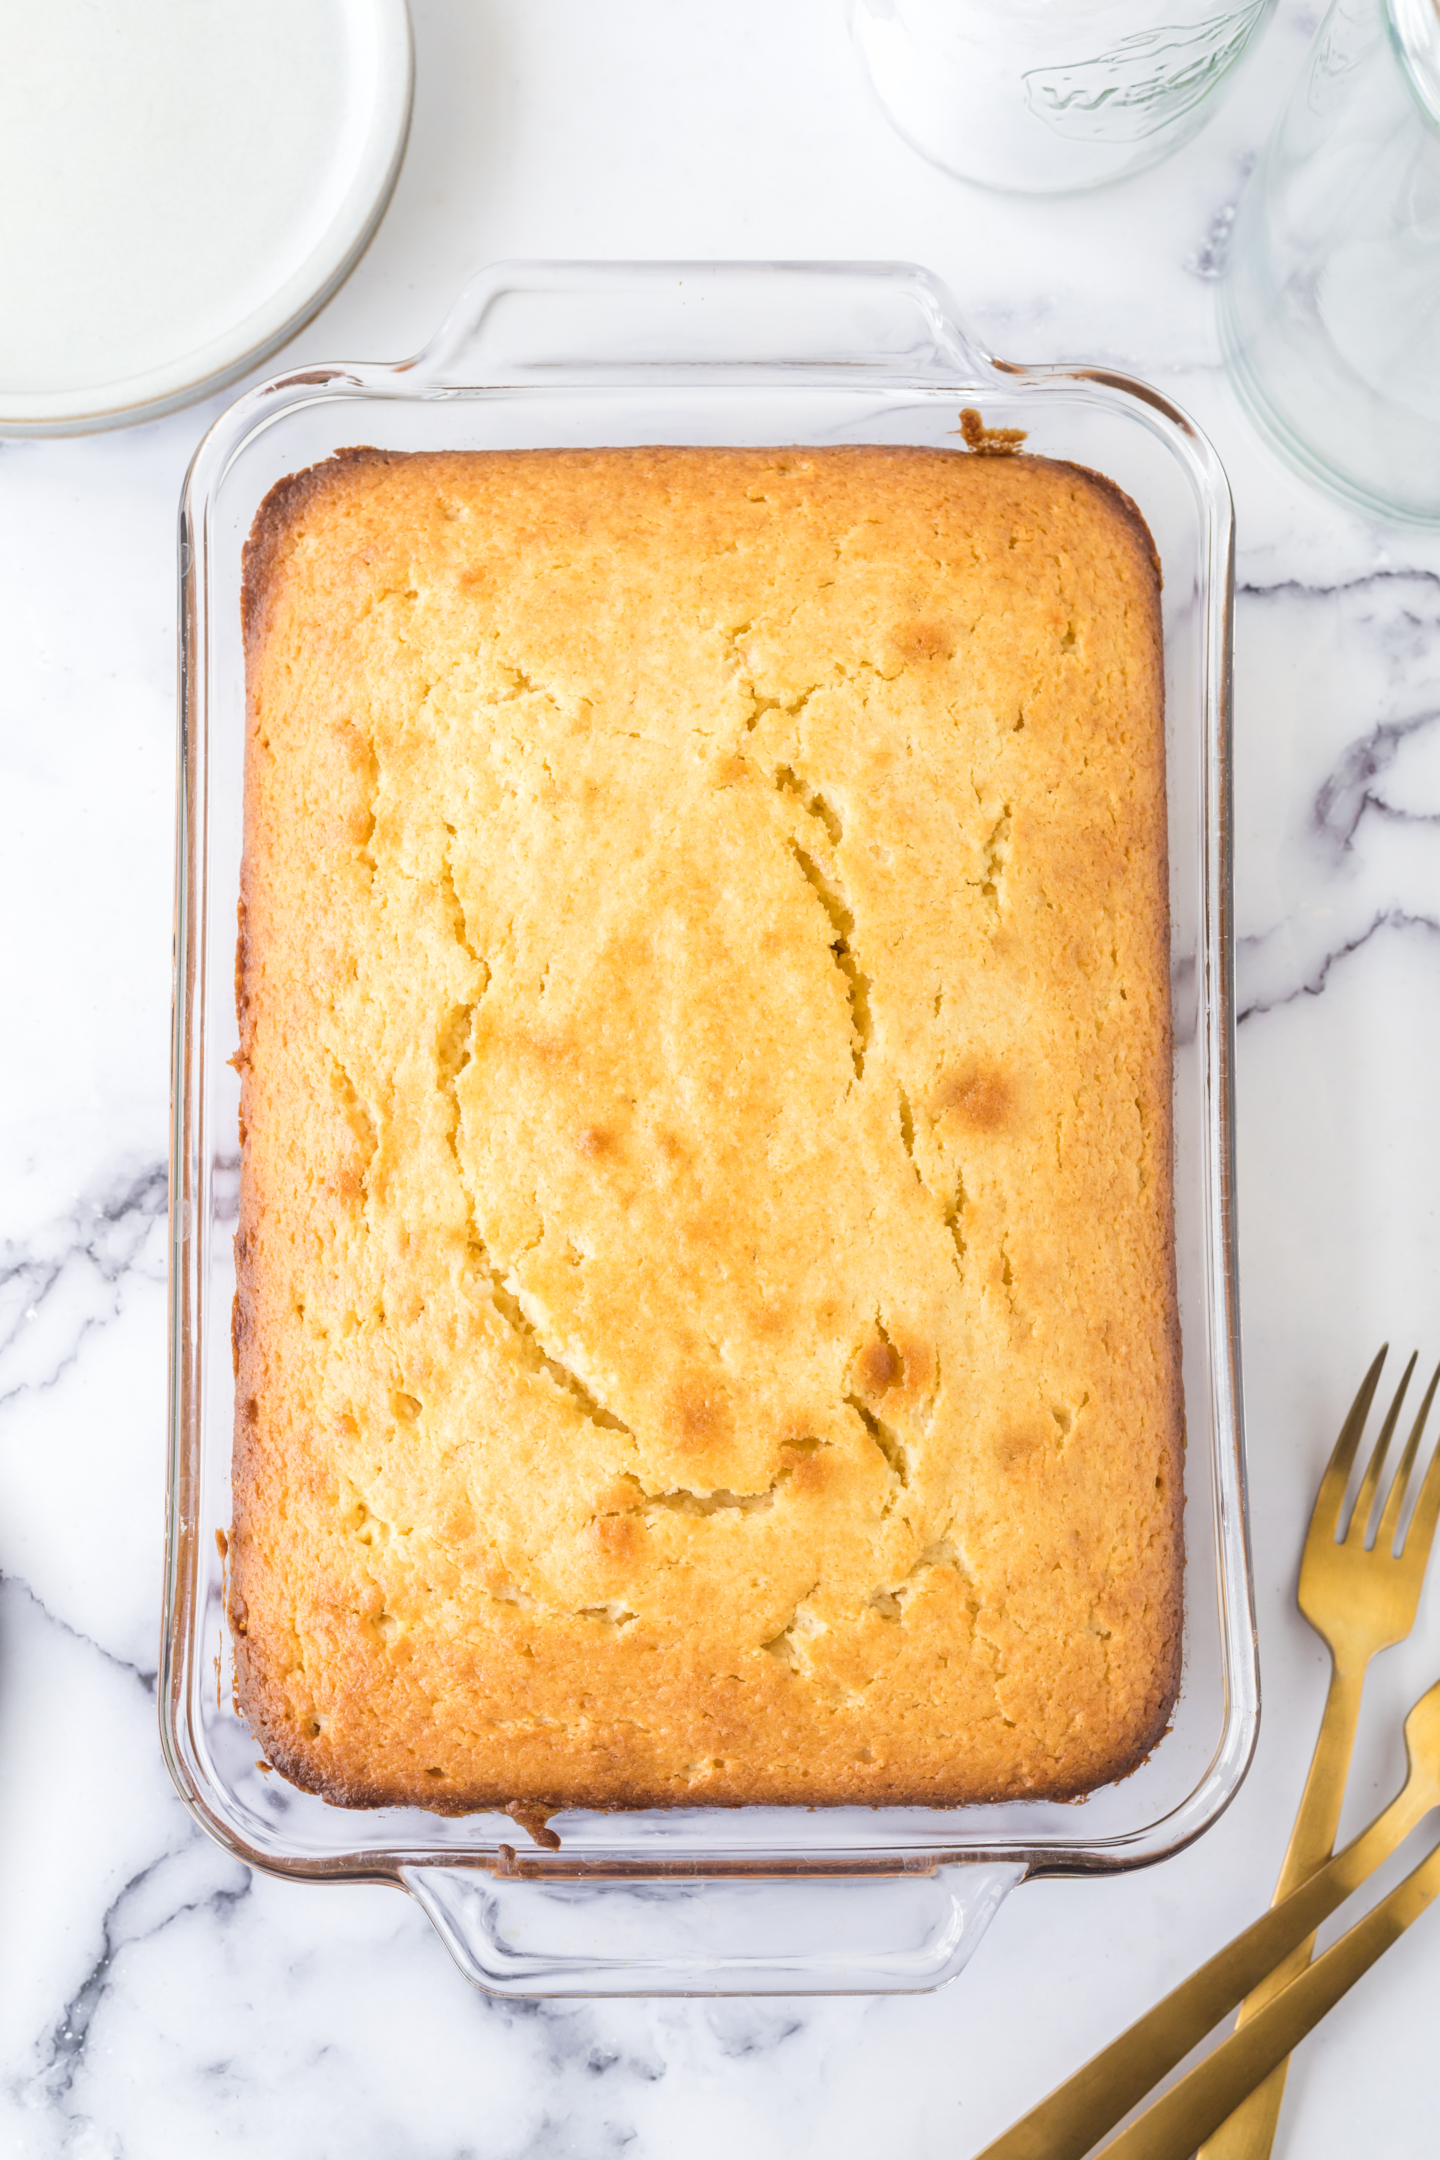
400;1860;1024;1997
401;258;994;387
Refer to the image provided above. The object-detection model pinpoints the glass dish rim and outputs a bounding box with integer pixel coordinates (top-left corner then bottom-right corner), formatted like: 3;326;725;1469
163;257;1255;1897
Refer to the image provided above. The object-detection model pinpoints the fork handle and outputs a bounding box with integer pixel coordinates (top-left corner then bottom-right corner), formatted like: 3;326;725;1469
970;1779;1422;2160
1093;1826;1440;2160
1194;1657;1367;2160
1271;1658;1369;1890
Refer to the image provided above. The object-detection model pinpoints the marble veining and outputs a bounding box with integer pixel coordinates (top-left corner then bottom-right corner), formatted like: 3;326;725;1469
1;1570;156;1706
1232;570;1440;1024
5;0;1440;2153
1182;150;1257;280
39;1840;254;2110
0;1161;168;1413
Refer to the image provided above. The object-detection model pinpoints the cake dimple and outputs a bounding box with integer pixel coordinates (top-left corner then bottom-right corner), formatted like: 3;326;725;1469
231;442;1181;1814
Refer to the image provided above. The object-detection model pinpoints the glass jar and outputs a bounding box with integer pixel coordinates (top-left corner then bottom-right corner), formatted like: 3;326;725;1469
1221;0;1440;524
851;0;1276;194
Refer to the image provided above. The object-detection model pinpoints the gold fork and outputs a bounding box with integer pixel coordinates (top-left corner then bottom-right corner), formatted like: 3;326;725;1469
972;1345;1440;2160
1089;1715;1440;2160
974;1672;1440;2160
1196;1342;1440;2160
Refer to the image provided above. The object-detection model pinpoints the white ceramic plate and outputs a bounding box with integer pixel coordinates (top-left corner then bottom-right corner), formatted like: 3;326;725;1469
0;0;412;434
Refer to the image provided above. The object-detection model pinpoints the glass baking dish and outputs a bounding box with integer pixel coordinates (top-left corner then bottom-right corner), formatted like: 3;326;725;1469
164;260;1253;1998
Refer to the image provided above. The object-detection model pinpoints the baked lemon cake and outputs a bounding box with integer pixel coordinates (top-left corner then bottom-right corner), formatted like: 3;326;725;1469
230;442;1181;1816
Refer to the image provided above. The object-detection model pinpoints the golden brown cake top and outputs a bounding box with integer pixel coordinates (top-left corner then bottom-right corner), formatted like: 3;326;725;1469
231;443;1180;1816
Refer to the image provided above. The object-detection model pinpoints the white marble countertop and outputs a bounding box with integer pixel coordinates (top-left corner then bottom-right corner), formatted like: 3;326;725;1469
5;1;1440;2152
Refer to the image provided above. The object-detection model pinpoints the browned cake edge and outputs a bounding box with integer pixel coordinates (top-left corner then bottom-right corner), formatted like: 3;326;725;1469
231;443;1183;1819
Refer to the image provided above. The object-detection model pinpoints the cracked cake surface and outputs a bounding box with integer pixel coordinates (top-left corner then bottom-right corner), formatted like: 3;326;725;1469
231;442;1181;1813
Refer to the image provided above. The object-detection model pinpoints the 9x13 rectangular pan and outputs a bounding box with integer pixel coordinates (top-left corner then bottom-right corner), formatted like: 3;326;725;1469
164;260;1254;1998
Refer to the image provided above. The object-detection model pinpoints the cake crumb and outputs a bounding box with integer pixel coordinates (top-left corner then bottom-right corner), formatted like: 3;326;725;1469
505;1801;562;1851
958;407;1028;455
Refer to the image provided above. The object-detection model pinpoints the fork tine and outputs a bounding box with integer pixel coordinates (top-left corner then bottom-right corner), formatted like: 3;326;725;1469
1346;1350;1417;1544
1378;1359;1440;1552
1312;1345;1389;1540
1395;1365;1440;1567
